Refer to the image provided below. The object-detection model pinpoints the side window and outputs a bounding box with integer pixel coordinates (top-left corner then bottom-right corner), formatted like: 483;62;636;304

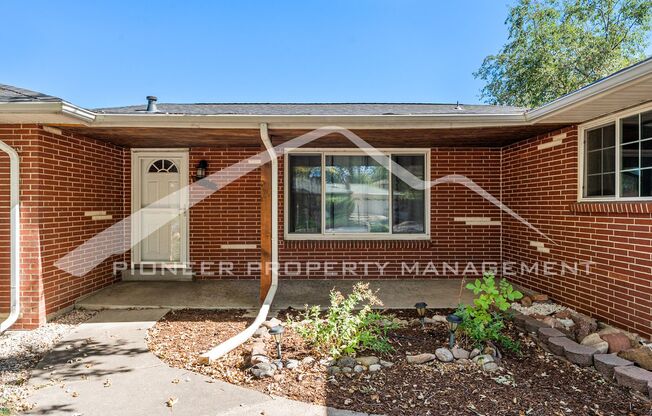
585;124;615;197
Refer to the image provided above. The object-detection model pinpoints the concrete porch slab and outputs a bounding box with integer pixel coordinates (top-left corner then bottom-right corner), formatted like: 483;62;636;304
76;279;474;311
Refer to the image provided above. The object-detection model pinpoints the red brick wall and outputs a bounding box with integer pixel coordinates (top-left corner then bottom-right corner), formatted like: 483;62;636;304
189;148;261;278
278;149;502;278
501;126;652;338
0;151;9;313
0;124;126;328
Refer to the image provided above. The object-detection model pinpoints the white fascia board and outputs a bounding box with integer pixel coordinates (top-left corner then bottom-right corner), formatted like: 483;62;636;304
0;101;95;125
526;57;652;122
92;112;529;130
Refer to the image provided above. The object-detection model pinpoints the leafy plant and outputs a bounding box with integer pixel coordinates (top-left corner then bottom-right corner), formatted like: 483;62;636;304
288;282;399;358
456;271;523;353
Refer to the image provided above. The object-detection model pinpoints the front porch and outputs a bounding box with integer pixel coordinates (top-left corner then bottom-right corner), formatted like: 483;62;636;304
74;279;475;312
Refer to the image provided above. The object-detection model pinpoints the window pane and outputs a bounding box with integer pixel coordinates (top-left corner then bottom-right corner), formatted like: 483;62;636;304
586;128;602;150
586;175;602;197
621;142;640;170
586;150;602;174
641;139;652;168
602;148;615;173
603;173;615;196
288;155;321;233
621;115;639;143
325;155;389;233
642;169;652;197
621;170;640;197
642;111;652;141
603;124;616;147
392;155;425;234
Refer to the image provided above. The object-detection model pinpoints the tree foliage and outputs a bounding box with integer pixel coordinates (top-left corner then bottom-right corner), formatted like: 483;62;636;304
475;0;652;107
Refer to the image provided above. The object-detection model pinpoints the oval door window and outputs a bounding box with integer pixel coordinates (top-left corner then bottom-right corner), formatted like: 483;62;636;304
148;159;179;173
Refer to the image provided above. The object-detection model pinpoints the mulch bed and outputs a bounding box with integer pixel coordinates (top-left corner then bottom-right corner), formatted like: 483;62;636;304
147;309;650;415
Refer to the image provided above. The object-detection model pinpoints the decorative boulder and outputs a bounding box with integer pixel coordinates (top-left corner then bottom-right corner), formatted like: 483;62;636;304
406;353;437;364
600;333;632;354
531;294;549;303
251;362;276;378
452;347;470;360
521;296;533;307
618;347;652;371
435;348;454;363
337;356;357;368
356;356;379;367
580;333;609;354
571;313;598;342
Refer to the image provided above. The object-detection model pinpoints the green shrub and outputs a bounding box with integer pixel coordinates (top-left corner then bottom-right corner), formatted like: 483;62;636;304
456;271;523;353
288;282;398;358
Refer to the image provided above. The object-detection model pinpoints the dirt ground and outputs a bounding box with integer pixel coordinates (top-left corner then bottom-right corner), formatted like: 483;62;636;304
147;309;650;416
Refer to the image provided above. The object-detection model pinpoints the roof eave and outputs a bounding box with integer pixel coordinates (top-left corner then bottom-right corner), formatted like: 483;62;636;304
0;101;95;125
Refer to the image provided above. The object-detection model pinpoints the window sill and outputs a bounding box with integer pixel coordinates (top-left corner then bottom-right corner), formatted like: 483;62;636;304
569;201;652;214
284;234;431;241
283;238;432;249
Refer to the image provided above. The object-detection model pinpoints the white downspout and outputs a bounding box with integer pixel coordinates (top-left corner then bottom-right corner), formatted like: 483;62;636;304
199;122;278;363
0;140;20;333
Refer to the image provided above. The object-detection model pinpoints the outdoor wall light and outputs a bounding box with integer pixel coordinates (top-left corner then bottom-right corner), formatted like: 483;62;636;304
195;160;208;180
446;314;463;348
269;325;285;360
414;302;428;329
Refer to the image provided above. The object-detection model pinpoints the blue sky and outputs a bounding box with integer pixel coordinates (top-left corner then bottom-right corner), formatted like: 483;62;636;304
1;1;650;108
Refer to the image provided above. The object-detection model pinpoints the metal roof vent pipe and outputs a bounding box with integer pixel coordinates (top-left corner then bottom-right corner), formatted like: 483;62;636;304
146;96;158;113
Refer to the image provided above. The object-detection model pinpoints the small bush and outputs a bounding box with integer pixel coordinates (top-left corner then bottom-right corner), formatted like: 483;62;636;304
456;271;523;353
288;282;398;358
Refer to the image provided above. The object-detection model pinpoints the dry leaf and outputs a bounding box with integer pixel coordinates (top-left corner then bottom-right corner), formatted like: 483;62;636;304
166;397;179;407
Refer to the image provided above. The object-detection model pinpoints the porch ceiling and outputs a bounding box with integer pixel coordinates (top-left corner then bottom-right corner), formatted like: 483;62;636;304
57;123;568;148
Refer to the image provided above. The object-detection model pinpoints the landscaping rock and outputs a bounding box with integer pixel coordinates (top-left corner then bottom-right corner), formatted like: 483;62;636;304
328;366;341;375
342;366;352;373
594;354;633;380
548;336;577;356
614;365;652;394
571;313;598;342
472;354;494;365
564;343;598;367
524;316;550;333
261;318;282;329
286;359;299;369
531;294;549;303
406;353;437;364
337;356;357;368
429;315;448;323
555;310;571;319
251;362;276;378
251;341;267;357
483;346;497;358
469;348;481;359
379;360;394;368
618;346;652;371
353;365;365;373
600;332;632;353
541;316;558;328
253;327;270;339
368;364;382;372
521;296;532;307
301;356;315;366
483;362;500;372
250;354;269;365
538;327;565;345
435;348;454;363
452;347;470;360
356;356;379;366
580;333;609;354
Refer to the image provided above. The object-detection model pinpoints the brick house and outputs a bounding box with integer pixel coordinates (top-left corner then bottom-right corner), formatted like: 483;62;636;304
1;58;652;339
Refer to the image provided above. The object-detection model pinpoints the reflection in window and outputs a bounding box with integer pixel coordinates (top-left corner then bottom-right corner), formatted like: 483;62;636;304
148;159;179;173
585;124;615;197
288;155;321;233
392;155;425;233
325;155;389;233
620;111;652;197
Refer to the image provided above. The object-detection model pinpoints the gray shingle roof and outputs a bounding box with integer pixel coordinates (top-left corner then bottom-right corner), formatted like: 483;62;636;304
94;102;526;116
0;84;61;103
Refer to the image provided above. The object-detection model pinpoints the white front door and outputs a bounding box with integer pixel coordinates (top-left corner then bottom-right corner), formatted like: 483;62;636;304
132;150;189;267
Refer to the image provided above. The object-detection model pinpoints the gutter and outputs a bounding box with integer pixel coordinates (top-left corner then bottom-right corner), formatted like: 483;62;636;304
198;122;278;363
0;140;20;333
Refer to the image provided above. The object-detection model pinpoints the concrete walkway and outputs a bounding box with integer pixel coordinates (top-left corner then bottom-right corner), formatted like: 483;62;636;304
26;309;368;416
76;279;473;311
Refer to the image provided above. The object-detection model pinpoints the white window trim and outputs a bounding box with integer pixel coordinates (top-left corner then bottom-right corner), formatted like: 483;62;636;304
578;101;652;202
284;148;431;241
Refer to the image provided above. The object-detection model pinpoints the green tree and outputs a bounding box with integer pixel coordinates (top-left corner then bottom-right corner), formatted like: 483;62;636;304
475;0;652;107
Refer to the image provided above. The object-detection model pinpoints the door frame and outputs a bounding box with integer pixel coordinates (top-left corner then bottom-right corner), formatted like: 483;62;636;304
130;148;190;268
